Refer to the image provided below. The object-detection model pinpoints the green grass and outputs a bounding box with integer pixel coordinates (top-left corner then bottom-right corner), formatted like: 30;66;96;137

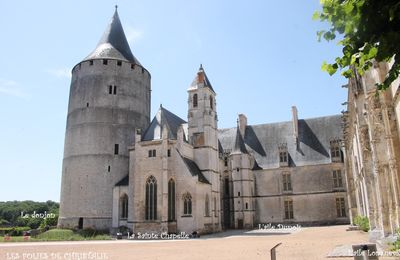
1;229;111;242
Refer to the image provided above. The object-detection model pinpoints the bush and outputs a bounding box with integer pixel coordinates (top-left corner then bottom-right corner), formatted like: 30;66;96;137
353;215;370;232
0;226;30;236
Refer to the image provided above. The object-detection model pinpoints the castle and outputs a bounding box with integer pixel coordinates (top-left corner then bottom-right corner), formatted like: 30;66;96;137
58;8;349;234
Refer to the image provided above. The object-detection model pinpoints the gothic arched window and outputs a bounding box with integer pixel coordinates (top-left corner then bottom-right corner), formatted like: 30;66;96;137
168;179;176;221
205;194;210;217
183;192;192;215
145;176;157;220
193;94;198;108
120;194;128;219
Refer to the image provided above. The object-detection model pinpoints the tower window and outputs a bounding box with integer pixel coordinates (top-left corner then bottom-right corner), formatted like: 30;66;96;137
224;157;228;167
214;197;217;217
117;61;122;66
114;144;119;155
283;172;292;192
284;199;294;219
89;60;93;66
113;85;117;95
336;197;346;217
245;202;248;210
109;85;113;94
210;96;213;110
108;165;111;172
193;94;198;108
183;192;192;215
238;192;240;197
103;59;108;65
141;68;144;73
224;177;229;195
333;170;343;188
86;103;89;107
131;64;135;70
167;149;171;157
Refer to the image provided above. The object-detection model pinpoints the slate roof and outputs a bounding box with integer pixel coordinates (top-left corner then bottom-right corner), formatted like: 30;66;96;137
218;115;343;168
190;65;215;92
115;175;129;186
232;127;248;154
142;106;187;141
83;8;141;64
178;151;211;185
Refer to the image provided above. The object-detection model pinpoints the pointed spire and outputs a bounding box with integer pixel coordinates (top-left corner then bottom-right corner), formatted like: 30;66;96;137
232;126;248;154
83;7;141;64
189;64;214;92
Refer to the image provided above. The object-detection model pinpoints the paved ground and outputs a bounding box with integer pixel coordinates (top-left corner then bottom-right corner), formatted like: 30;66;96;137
0;225;398;260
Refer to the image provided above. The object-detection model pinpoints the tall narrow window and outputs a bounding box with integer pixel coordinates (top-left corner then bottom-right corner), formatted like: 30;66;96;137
224;157;228;167
152;149;156;157
330;139;342;162
109;85;113;94
193;94;198;108
205;194;210;217
113;85;117;95
333;170;343;188
183;193;192;215
278;143;288;166
89;60;93;66
168;179;175;221
120;194;128;219
283;172;292;191
209;96;213;110
336;198;346;217
167;149;171;157
114;144;119;155
284;199;294;219
145;176;157;220
214;197;217;217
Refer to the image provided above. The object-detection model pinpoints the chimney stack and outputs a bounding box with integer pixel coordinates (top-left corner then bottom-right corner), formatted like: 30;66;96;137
238;114;247;136
292;106;299;145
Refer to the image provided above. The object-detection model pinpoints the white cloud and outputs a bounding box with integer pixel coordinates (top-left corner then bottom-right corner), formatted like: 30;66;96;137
125;25;143;44
46;68;71;78
0;79;29;99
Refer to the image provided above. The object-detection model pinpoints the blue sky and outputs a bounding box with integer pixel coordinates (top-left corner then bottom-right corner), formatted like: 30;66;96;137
0;1;347;202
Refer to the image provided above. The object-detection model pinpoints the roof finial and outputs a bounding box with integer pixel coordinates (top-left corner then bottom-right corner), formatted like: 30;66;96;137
115;5;118;10
199;63;203;70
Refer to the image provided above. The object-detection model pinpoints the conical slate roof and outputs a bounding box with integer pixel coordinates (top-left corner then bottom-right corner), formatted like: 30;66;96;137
84;8;141;64
190;64;214;92
232;127;248;154
142;106;187;141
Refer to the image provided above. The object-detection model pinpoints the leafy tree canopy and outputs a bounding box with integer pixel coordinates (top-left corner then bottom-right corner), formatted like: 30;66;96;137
313;0;400;90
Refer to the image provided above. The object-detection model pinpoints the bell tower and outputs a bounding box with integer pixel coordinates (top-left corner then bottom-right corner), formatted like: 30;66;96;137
187;65;221;230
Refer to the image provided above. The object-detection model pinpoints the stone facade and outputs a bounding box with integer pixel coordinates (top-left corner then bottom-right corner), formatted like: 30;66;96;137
60;9;350;234
343;61;400;240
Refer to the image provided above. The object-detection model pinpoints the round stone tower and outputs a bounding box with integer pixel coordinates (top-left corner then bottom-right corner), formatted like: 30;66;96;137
58;8;151;230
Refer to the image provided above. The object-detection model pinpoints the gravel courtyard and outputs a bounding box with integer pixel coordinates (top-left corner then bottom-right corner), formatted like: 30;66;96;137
1;225;397;260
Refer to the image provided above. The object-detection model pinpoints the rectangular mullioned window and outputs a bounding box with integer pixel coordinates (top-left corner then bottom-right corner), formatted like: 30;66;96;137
284;199;294;219
282;172;292;192
148;149;156;157
333;170;343;188
336;197;346;217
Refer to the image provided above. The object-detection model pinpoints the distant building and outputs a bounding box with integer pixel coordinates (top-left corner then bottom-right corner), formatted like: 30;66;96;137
58;8;348;234
343;61;400;240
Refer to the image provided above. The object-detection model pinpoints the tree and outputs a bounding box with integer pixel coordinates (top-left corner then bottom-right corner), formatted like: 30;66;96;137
313;0;400;90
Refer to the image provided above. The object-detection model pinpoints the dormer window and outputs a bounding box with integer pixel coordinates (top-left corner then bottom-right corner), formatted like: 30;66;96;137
330;139;342;162
278;143;289;167
193;94;198;108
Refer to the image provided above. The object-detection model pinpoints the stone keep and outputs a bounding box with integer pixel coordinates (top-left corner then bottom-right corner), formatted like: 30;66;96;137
58;8;151;230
